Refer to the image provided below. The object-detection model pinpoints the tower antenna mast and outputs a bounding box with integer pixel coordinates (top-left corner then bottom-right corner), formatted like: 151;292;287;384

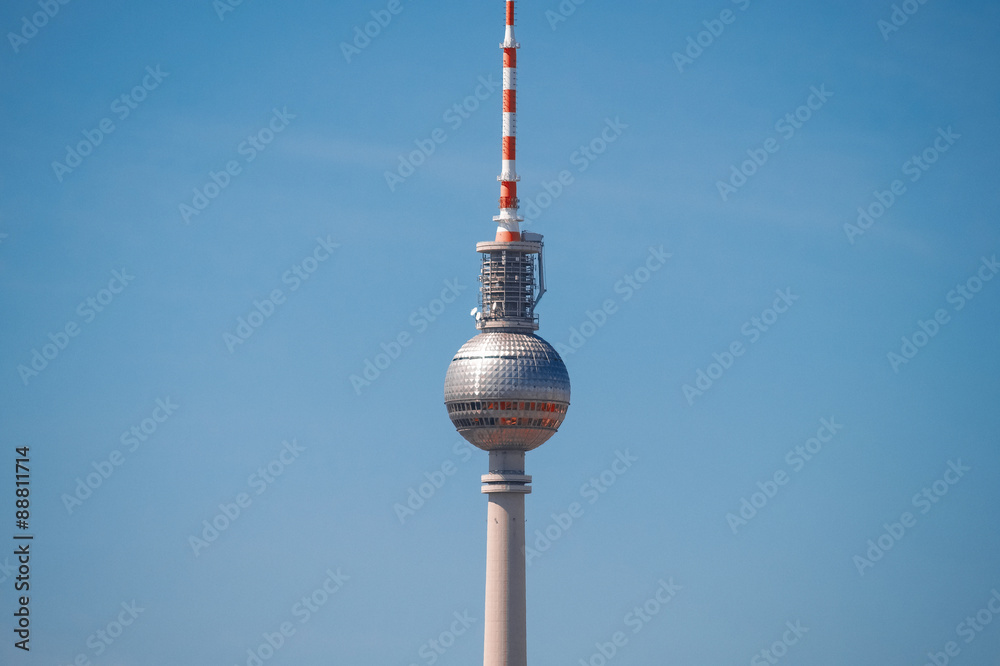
495;0;522;243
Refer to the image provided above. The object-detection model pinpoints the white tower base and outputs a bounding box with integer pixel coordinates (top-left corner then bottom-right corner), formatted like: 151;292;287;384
482;450;530;666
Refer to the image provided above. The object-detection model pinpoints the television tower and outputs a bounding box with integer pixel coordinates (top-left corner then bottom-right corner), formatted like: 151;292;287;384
443;2;571;665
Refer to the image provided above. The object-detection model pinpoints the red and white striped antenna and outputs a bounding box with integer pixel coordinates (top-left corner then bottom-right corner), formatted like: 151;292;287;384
494;0;522;242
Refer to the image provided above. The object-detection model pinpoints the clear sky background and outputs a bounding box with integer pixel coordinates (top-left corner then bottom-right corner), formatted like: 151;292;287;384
1;0;999;664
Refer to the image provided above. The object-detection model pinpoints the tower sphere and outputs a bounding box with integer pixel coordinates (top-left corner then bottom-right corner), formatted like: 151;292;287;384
444;331;570;451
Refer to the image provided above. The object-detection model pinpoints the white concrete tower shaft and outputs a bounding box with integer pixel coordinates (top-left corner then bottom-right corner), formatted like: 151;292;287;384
482;450;530;666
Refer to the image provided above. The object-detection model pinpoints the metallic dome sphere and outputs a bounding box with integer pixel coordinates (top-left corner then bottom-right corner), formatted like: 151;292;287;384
444;331;570;451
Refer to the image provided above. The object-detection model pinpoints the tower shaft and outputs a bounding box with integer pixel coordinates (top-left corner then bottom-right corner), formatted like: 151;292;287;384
482;450;530;666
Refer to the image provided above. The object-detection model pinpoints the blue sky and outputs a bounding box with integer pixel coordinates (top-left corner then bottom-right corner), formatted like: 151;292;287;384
1;0;999;664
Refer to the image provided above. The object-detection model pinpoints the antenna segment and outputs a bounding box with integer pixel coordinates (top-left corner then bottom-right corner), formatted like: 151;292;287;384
495;0;522;242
